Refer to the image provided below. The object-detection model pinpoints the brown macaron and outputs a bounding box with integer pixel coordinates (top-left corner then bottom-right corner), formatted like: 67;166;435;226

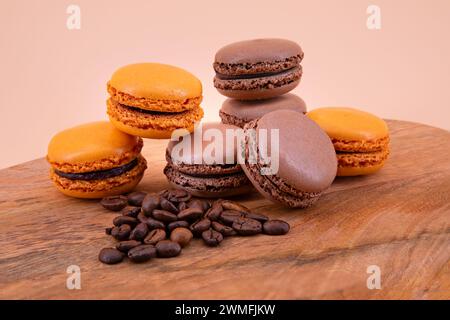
164;122;252;198
241;110;337;208
213;38;304;100
220;93;307;128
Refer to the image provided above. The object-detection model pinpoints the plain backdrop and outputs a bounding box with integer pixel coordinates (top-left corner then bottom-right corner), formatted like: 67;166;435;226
1;0;449;169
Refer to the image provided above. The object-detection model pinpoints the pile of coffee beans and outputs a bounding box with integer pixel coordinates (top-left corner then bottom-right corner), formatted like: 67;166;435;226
99;189;290;265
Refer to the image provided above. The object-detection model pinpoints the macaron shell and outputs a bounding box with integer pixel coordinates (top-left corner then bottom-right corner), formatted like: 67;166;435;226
47;121;141;165
109;115;197;139
214;38;303;66
109;63;202;102
254;110;337;193
336;148;389;176
337;162;385;177
307;107;389;143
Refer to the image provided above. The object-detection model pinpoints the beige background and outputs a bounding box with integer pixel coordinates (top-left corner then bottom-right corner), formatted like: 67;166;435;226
1;0;449;169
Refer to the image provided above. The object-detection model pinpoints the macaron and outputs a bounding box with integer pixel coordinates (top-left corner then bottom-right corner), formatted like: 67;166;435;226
107;63;204;139
164;122;252;198
47;121;147;198
307;107;390;176
241;110;337;208
219;93;307;128
213;38;304;100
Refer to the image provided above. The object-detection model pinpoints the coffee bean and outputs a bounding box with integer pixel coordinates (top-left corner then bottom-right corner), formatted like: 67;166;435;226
187;199;210;213
158;189;169;198
142;194;160;216
143;228;166;245
221;200;250;214
122;206;141;218
105;227;112;235
129;222;148;241
145;217;166;230
263;220;290;235
127;191;147;207
232;217;262;236
205;201;223;221
246;212;269;223
160;198;179;213
128;245;157;262
178;202;188;212
177;207;203;221
101;195;128;211
116;240;141;253
190;218;211;236
170;227;193;247
111;224;132;240
137;211;148;223
99;248;124;264
211;221;237;237
202;229;223;246
153;209;178;223
113;216;138;227
167;189;191;203
167;220;190;232
219;210;244;226
156;240;181;258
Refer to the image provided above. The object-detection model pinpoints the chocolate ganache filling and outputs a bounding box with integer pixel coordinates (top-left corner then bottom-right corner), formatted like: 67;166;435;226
55;158;138;180
215;66;299;80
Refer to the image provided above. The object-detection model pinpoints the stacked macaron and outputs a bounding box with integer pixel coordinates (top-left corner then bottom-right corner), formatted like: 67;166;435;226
107;63;204;139
214;38;307;128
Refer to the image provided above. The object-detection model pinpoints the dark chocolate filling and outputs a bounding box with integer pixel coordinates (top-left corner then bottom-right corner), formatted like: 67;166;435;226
55;158;138;181
215;66;299;80
122;104;189;115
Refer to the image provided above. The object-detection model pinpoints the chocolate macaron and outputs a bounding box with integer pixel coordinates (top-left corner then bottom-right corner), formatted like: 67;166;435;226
164;122;252;198
241;110;337;208
220;93;307;128
107;63;204;139
213;38;304;100
47;121;147;198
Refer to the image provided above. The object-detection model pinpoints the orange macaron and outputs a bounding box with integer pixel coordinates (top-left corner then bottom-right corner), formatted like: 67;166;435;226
107;63;204;139
47;121;147;198
307;107;390;176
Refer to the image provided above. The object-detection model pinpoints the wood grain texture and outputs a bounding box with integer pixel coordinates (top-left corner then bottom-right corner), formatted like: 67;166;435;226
0;120;449;300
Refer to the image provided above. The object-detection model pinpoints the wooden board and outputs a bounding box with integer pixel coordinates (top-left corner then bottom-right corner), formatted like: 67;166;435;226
0;120;449;300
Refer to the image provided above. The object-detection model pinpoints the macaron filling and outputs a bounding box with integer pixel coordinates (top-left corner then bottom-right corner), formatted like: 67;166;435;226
54;158;138;181
215;66;301;80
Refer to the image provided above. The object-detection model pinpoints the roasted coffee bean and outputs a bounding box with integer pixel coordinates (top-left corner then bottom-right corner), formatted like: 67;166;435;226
167;220;190;232
156;240;181;258
111;224;132;240
263;220;290;235
143;228;167;245
178;201;187;212
122;206;141;218
202;229;223;246
167;189;191;203
211;221;237;237
101;195;128;211
232;217;262;236
153;209;178;223
221;200;250;214
142;194;160;216
145;217;166;230
127;191;147;206
177;207;203;221
129;222;148;241
128;245;157;262
116;240;141;253
187;199;210;213
137;211;148;223
190;218;211;236
219;210;244;226
105;227;112;235
158;189;169;198
170;227;193;247
246;212;269;223
113;216;138;227
205;201;223;221
98;248;124;264
160;198;179;213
